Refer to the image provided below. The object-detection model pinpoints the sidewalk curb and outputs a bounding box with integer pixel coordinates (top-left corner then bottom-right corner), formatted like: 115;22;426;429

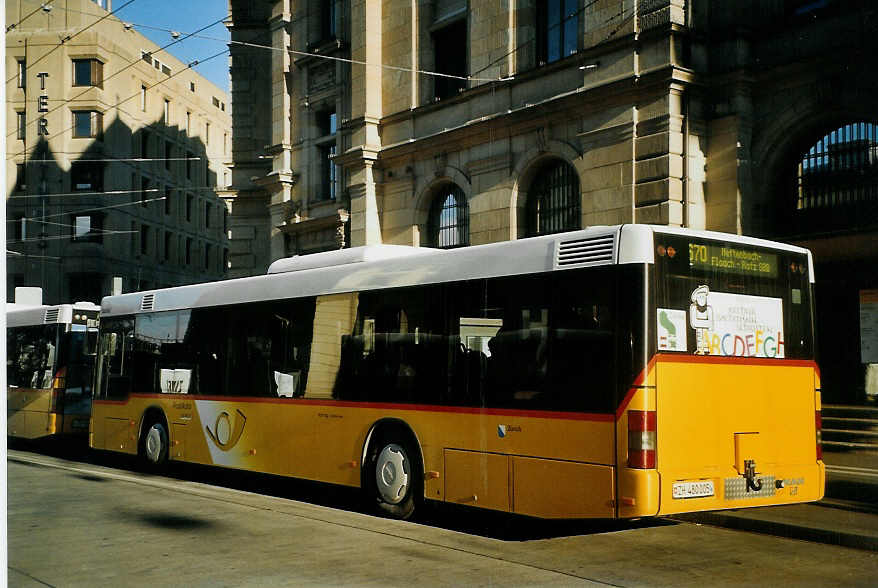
671;511;878;552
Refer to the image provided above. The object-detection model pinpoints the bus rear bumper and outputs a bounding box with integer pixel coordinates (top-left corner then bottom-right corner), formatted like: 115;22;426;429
656;461;826;516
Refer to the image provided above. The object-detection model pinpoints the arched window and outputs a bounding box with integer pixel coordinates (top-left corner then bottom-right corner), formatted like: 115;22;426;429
526;160;580;237
428;185;469;248
794;122;877;232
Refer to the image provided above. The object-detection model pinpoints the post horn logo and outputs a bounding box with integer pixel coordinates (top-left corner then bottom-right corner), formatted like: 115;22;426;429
205;409;247;451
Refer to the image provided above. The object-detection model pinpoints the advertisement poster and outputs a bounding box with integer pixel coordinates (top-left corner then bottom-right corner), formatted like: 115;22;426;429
659;288;785;358
860;289;878;364
696;290;785;358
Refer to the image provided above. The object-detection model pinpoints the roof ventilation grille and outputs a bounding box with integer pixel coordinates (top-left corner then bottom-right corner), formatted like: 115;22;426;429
141;293;156;311
555;234;616;269
44;308;61;323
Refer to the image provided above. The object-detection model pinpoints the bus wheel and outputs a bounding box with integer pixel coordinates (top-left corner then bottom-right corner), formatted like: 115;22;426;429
367;439;419;520
141;421;169;467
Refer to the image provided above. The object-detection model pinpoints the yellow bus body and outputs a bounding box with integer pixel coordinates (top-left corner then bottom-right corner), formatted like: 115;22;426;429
9;387;91;439
92;354;823;519
8;387;57;439
88;226;823;519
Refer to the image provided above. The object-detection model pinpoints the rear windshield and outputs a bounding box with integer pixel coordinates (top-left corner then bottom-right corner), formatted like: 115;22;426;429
653;234;814;360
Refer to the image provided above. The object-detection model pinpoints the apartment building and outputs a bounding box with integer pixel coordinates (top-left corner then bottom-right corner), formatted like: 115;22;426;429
6;0;233;303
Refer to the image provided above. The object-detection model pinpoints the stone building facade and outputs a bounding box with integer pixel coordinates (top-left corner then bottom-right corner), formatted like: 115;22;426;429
226;0;876;404
6;0;233;304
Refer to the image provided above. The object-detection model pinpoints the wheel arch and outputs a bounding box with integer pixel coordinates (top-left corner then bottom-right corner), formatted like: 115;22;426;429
360;418;424;492
138;405;169;445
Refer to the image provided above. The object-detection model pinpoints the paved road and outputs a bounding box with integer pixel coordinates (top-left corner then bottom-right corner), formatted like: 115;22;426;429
8;449;878;587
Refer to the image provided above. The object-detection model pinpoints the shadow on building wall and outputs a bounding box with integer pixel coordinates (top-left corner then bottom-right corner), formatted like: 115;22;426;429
7;114;224;305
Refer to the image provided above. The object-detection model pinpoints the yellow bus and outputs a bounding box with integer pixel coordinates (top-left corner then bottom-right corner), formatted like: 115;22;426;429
90;225;824;519
7;300;100;440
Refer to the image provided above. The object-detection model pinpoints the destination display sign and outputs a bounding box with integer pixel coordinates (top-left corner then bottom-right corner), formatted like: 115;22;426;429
688;243;778;278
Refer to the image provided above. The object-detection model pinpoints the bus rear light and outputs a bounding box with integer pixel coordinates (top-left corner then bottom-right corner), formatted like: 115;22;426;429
628;410;657;469
52;366;66;390
816;411;823;461
49;367;66;413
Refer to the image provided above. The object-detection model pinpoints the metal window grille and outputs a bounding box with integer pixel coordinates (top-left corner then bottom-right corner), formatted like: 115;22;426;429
797;122;877;212
430;185;469;249
527;160;580;237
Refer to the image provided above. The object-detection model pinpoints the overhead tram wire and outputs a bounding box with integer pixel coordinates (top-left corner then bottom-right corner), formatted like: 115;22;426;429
4;0;138;86
7;46;231;162
9;228;139;245
6;2;55;33
13;196;169;225
7;191;161;227
72;14;507;85
6;187;161;201
469;0;626;79
7;22;271;238
8;13;229;139
6;184;227;208
7;12;277;167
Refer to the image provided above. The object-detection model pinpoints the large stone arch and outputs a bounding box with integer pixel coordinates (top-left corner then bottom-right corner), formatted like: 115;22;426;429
412;166;472;247
510;140;583;240
749;78;878;239
748;77;878;405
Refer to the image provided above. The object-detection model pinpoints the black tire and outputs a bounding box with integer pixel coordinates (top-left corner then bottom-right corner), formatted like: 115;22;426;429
364;434;421;520
140;420;169;468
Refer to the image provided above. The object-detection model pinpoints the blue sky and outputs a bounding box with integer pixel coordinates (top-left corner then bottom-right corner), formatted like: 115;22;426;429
112;0;231;93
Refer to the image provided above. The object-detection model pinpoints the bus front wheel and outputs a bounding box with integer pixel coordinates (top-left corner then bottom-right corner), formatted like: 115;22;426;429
140;421;169;467
366;437;420;520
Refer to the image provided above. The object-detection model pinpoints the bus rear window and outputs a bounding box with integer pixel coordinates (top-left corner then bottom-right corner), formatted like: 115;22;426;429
654;234;814;360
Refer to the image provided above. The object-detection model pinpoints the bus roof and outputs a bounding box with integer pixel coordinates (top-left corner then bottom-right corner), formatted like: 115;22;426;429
100;225;813;317
6;302;101;328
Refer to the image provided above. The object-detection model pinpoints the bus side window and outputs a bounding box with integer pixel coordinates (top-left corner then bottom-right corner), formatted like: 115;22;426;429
269;299;315;398
181;307;225;397
7;326;54;388
98;318;134;399
550;269;616;413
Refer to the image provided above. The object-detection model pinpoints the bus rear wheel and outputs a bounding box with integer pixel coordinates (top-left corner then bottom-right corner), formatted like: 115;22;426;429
366;437;420;520
140;420;169;468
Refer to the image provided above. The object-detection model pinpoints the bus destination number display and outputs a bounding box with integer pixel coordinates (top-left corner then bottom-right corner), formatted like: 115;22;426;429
688;243;777;278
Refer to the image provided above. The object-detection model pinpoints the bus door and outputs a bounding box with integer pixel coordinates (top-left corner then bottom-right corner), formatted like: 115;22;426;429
58;325;99;435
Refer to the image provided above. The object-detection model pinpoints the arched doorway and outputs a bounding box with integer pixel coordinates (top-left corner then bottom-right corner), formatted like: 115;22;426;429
771;122;878;405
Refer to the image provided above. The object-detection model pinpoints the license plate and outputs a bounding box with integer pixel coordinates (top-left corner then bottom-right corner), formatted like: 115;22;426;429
672;480;715;499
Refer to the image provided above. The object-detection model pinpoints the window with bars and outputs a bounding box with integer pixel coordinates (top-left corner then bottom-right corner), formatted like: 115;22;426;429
428;185;469;249
318;144;338;201
525;160;581;237
796;122;877;213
